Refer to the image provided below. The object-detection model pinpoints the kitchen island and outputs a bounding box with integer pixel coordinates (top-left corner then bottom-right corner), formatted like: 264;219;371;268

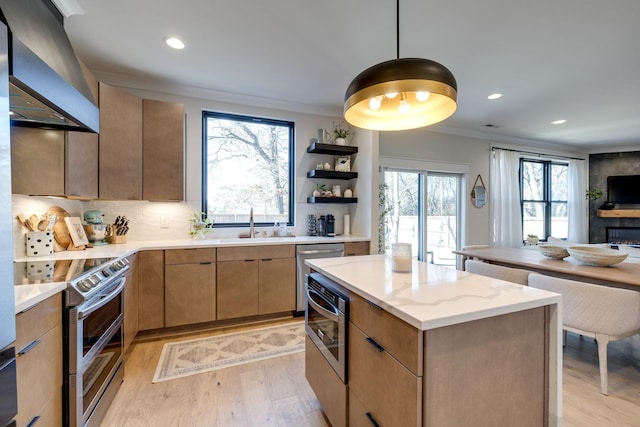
305;255;562;427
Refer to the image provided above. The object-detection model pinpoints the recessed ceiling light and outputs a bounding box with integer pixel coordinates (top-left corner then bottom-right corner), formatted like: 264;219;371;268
164;37;185;50
551;119;566;125
487;93;503;100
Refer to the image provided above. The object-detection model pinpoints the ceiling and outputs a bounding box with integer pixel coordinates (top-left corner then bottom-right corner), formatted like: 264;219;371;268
63;0;640;151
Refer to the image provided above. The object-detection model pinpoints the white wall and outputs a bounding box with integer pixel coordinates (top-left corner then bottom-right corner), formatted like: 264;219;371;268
379;130;492;247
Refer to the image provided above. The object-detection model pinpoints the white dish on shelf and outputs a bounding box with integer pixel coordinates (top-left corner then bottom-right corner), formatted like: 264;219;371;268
567;246;628;266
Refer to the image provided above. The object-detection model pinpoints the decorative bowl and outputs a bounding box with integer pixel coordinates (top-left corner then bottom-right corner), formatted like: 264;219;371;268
538;245;569;259
567;246;628;266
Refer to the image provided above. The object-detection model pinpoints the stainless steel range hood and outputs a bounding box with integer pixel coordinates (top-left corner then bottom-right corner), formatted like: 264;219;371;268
0;0;99;133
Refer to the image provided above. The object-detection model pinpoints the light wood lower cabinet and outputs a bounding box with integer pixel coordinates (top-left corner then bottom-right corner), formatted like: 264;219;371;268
123;253;139;354
305;335;347;427
217;259;259;320
164;248;216;327
349;324;422;427
138;250;165;331
344;241;370;256
217;245;295;320
15;294;63;427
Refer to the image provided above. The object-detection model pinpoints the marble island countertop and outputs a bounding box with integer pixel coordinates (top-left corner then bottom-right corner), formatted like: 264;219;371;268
306;254;561;330
13;235;368;314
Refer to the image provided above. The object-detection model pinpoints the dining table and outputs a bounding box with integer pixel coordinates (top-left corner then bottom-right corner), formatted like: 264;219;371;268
453;246;640;291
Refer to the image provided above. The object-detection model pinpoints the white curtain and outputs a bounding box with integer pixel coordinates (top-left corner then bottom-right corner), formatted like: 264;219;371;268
567;159;588;243
490;149;523;247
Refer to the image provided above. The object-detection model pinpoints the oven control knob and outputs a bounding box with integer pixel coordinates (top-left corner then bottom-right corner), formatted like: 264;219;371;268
102;268;112;277
77;280;92;292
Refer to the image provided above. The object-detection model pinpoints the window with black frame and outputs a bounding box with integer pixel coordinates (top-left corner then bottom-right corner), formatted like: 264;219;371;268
520;159;568;241
202;111;294;227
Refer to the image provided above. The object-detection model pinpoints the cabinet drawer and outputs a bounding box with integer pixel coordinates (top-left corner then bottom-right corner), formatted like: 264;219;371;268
349;293;423;375
344;241;370;256
165;248;215;265
16;323;63;427
349;324;422;427
217;244;294;261
15;293;62;352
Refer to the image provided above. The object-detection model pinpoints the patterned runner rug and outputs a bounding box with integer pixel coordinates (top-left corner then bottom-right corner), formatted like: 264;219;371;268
152;322;305;383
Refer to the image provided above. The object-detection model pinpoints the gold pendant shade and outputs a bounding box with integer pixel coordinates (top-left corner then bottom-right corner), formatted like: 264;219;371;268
344;58;457;131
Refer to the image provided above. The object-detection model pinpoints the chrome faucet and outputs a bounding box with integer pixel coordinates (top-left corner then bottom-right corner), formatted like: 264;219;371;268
249;207;254;238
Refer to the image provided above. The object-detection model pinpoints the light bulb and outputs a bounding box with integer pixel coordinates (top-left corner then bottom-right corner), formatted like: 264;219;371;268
416;91;430;102
368;96;382;110
385;92;398;99
164;37;185;50
399;99;410;113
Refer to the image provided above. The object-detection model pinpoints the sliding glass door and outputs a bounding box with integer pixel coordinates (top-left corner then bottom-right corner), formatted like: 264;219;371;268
382;169;461;267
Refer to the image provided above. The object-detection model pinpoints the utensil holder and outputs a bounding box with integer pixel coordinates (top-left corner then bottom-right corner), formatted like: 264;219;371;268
25;231;53;257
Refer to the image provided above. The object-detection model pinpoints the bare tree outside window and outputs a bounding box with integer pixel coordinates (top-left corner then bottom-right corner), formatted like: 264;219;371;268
203;112;294;226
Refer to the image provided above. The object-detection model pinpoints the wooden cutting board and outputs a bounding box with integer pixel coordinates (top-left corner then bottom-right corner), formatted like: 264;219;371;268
46;206;72;249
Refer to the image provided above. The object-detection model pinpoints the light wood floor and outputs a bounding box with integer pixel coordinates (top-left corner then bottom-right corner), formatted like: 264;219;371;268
100;320;640;427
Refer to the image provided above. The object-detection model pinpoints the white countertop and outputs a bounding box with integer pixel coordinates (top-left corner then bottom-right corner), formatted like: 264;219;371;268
14;235;368;313
306;254;562;330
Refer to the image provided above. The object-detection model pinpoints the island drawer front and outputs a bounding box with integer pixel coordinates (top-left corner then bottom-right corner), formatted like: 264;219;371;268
305;335;347;427
349;324;422;427
15;293;62;352
217;244;294;261
349;293;423;375
165;248;215;265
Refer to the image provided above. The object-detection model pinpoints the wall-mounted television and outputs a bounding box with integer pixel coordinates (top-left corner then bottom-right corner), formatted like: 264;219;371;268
607;175;640;205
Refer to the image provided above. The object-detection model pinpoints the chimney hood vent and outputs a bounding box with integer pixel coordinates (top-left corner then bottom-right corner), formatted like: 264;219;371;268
0;0;99;133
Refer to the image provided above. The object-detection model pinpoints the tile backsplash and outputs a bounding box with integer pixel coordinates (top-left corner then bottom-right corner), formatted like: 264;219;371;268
12;195;351;258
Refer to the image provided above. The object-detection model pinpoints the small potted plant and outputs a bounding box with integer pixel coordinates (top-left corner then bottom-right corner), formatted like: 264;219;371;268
313;183;326;197
333;122;352;146
585;188;604;201
189;211;214;239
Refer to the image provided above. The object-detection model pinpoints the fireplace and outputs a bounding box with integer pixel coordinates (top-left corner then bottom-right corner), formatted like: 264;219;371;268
606;227;640;247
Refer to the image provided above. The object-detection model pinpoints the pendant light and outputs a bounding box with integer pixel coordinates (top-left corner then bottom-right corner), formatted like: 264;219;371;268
343;0;457;131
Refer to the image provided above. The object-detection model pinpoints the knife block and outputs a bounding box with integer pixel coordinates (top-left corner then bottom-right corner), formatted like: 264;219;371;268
107;235;127;244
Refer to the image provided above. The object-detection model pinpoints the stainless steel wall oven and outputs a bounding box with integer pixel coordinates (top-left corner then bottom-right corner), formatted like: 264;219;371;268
63;257;129;427
305;272;348;383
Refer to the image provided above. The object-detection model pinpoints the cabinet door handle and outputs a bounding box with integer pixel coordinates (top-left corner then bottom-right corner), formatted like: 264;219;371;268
366;300;383;310
18;339;41;356
365;337;384;352
27;415;41;427
19;301;41;314
365;412;380;427
199;262;212;265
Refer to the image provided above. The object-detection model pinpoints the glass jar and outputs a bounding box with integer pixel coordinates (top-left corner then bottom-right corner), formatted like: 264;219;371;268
391;243;412;272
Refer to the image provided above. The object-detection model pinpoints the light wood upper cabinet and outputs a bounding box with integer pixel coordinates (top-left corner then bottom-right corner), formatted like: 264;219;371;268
143;99;184;201
11;127;98;198
11;127;65;196
99;82;143;200
66;131;98;198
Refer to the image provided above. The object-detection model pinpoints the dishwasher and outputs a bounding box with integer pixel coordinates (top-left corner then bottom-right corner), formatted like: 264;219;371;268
296;243;345;312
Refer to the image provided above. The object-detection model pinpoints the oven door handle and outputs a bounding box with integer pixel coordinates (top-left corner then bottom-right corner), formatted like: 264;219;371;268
306;289;339;322
77;277;126;319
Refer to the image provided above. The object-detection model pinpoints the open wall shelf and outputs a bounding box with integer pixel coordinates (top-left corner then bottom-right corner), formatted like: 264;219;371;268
307;170;358;180
307;197;358;204
307;142;358;155
597;209;640;218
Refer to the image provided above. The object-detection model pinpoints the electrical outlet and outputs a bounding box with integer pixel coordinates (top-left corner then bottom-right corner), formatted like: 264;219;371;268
160;217;170;229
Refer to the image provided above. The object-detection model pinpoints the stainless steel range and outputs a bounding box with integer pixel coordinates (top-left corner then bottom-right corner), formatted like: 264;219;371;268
63;257;130;427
